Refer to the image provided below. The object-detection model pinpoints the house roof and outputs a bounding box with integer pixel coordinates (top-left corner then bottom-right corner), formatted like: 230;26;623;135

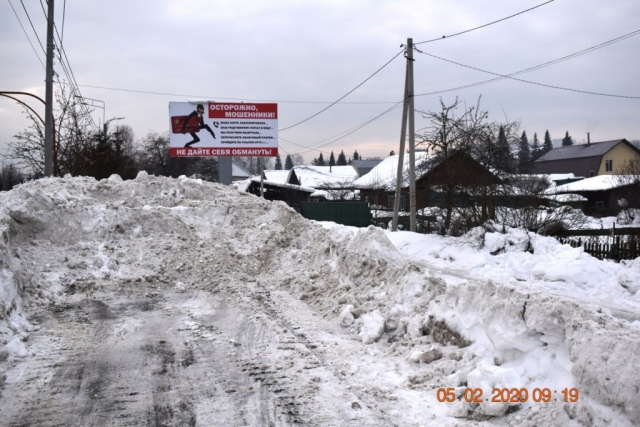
551;175;636;193
535;139;630;162
231;162;251;179
253;165;359;192
263;169;293;184
353;152;433;190
353;159;383;168
266;165;358;188
249;176;315;192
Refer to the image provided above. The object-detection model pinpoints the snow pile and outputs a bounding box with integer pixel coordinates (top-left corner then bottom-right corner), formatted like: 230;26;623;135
0;226;32;360
0;174;639;425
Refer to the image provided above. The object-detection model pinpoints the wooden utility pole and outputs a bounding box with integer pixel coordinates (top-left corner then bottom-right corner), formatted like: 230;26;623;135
407;38;417;232
44;0;55;177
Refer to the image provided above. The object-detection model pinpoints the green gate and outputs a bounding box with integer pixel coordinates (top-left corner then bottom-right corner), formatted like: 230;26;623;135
300;202;372;227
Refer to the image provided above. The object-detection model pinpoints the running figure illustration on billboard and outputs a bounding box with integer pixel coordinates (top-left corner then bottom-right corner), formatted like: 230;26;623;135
173;104;217;147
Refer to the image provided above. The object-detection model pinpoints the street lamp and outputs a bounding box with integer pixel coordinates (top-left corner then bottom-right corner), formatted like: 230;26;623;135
75;95;105;130
104;116;125;135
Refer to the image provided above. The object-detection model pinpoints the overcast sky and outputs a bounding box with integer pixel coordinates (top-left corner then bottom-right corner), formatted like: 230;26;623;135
1;0;639;164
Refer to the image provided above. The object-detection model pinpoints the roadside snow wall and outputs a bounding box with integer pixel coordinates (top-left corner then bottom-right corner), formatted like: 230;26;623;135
0;174;638;425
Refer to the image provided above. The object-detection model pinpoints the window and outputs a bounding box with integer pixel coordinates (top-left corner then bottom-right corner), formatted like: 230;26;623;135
388;194;406;211
590;170;595;177
605;159;613;172
595;201;605;211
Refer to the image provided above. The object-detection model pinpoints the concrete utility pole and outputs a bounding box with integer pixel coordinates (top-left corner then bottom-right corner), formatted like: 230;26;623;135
392;39;416;232
391;64;409;232
407;38;417;232
44;0;55;177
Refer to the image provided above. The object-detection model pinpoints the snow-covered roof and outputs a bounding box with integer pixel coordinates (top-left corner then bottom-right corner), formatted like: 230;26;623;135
309;188;359;200
545;193;588;203
263;169;292;184
548;173;579;181
232;162;251;179
262;165;358;189
293;165;358;188
250;175;315;192
354;152;432;190
552;175;637;193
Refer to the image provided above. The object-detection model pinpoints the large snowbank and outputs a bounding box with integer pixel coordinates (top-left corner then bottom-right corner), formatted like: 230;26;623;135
0;173;639;425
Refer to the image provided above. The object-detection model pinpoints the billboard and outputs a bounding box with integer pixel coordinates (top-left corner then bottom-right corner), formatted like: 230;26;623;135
169;102;278;157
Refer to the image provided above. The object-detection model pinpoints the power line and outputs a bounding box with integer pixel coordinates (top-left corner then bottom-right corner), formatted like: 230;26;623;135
415;49;640;100
33;0;100;132
7;0;45;69
56;82;399;104
280;29;640;154
49;26;101;131
281;101;404;155
415;0;554;45
280;102;401;153
278;48;405;131
31;0;98;132
18;0;46;55
414;28;640;98
61;0;67;44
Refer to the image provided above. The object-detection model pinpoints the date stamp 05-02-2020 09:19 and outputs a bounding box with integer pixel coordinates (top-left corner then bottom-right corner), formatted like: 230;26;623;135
436;387;580;404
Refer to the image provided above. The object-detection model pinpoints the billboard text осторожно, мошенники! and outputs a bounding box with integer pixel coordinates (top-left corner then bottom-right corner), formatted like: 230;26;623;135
168;102;278;157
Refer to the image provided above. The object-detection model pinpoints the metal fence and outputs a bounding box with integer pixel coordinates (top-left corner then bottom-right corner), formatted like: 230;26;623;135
300;202;372;228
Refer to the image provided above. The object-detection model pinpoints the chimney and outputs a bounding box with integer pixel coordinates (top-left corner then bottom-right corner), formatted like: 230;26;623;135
587;132;591;145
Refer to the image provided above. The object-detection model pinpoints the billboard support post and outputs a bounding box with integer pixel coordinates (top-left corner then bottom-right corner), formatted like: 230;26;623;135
218;156;232;185
260;157;264;198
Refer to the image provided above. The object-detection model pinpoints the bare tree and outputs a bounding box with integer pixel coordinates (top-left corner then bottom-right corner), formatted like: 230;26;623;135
494;176;589;234
316;178;356;200
136;131;217;181
3;82;96;176
416;97;494;232
613;158;640;224
291;153;306;166
417;97;489;157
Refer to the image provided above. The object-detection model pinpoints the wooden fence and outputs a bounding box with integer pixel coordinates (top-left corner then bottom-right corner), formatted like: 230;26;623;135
557;227;640;261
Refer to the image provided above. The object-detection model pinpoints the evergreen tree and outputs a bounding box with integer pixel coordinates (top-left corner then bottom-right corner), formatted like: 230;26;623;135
353;150;360;161
562;131;573;146
337;150;347;166
518;131;531;172
495;125;513;172
329;151;336;166
314;153;326;166
284;154;294;170
531;132;541;160
543;130;553;153
274;154;283;170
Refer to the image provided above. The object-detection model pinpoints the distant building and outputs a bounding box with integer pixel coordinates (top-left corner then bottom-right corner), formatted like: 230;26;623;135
232;162;251;181
352;159;383;177
533;139;640;177
550;175;639;216
354;151;500;210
